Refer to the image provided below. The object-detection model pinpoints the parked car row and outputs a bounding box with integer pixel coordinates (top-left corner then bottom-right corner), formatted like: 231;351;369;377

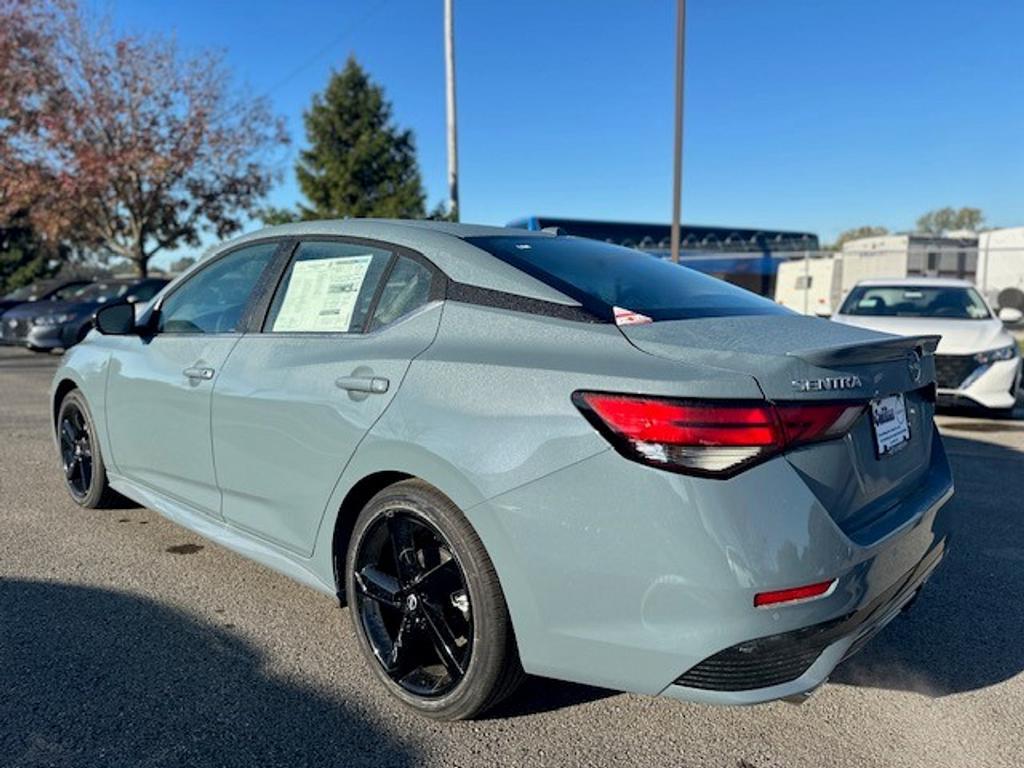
0;277;168;353
0;278;93;316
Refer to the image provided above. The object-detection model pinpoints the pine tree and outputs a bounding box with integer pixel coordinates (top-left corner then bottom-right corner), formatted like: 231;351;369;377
296;57;426;219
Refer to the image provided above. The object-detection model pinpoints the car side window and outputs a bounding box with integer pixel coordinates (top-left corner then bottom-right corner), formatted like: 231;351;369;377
264;241;392;333
158;243;278;334
368;256;434;331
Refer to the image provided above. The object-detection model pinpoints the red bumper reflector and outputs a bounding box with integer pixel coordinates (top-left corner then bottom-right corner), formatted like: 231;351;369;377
754;579;836;608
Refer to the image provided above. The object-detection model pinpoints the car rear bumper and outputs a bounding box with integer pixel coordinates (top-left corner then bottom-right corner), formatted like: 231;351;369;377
468;429;954;700
662;536;945;705
938;357;1021;410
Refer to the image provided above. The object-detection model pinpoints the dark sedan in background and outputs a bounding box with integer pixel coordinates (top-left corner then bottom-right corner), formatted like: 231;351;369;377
0;279;93;318
1;277;167;352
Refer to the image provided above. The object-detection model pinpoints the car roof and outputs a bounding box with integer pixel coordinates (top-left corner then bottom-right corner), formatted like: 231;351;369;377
852;277;976;288
210;219;581;306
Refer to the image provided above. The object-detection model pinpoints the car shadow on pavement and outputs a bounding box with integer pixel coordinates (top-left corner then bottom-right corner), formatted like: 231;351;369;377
483;676;615;720
832;432;1024;697
0;580;418;768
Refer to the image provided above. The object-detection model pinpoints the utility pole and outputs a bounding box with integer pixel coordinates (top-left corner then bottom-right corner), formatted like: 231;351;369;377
670;0;686;263
444;0;459;221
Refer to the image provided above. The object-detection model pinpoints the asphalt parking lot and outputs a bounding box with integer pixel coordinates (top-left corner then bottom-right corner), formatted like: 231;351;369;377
1;346;1022;768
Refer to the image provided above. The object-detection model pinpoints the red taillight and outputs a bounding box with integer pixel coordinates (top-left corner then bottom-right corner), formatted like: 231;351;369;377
579;397;780;447
573;392;864;477
775;402;865;445
754;579;837;608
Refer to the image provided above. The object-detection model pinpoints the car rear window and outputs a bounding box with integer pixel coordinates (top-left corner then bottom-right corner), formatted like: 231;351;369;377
464;236;790;321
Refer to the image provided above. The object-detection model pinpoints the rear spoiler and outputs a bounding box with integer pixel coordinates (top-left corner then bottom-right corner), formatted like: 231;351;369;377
787;335;941;367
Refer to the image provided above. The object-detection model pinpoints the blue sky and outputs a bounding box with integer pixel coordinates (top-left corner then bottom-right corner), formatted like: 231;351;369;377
102;0;1023;267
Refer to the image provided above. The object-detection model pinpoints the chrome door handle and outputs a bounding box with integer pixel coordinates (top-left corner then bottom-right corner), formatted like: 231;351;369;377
183;366;215;381
335;376;389;394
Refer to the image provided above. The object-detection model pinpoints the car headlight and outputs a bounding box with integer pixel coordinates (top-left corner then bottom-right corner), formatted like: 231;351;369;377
974;344;1019;364
32;313;73;327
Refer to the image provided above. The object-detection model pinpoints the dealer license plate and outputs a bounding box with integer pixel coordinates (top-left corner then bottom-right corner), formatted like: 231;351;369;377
871;394;911;456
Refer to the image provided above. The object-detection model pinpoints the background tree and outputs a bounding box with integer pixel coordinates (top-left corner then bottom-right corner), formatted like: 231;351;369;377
0;213;62;294
168;256;197;274
830;225;889;250
0;0;288;276
916;207;985;234
294;57;426;219
257;206;303;226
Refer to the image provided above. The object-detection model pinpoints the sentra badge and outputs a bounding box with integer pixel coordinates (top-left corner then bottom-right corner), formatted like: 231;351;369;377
791;374;863;392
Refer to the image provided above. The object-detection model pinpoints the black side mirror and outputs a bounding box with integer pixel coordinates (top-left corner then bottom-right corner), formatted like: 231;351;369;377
94;302;137;335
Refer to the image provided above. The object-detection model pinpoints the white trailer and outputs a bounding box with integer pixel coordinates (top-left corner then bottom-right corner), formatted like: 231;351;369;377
977;227;1024;310
774;255;840;316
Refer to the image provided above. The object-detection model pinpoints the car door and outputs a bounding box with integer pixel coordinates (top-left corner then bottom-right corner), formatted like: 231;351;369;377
211;239;444;555
104;241;281;517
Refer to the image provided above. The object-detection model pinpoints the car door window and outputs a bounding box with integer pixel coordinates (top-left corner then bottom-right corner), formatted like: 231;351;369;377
158;243;278;334
264;241;392;333
367;255;434;331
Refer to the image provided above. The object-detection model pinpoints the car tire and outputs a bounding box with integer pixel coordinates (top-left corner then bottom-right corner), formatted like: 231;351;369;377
57;389;118;508
345;479;524;720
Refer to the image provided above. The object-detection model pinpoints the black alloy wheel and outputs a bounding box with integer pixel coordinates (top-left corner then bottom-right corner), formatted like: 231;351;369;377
353;510;473;697
59;402;93;500
56;389;117;508
345;480;524;720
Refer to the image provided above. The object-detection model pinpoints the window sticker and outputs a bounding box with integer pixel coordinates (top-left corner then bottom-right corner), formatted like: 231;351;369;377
272;255;373;332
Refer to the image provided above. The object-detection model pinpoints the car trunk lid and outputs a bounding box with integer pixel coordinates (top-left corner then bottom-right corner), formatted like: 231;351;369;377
618;315;941;540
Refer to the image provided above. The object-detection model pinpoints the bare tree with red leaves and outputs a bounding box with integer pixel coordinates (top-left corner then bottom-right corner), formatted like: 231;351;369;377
0;0;287;276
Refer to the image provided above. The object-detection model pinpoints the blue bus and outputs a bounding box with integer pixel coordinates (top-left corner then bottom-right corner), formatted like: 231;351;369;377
506;216;819;297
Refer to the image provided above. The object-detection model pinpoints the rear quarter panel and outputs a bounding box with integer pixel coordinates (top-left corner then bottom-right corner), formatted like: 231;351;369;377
311;302;764;590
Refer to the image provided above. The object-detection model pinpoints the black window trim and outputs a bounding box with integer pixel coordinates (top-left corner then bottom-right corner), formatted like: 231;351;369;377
461;235;614;321
256;235;448;336
444;281;605;324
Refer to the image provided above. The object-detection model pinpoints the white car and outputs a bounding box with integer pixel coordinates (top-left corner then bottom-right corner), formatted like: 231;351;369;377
833;278;1022;414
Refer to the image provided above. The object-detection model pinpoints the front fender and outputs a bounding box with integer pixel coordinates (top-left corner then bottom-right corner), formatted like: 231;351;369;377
51;343;114;471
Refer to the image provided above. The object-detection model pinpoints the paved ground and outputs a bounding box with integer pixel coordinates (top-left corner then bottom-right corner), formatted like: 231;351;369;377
1;346;1022;768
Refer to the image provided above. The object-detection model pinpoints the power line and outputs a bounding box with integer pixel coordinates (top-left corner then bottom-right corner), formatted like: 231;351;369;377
261;0;392;98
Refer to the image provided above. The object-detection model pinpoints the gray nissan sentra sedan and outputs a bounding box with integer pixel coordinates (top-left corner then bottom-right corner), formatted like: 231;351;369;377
51;220;954;720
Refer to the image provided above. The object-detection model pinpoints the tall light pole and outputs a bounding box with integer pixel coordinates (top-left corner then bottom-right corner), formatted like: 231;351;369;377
444;0;459;221
670;0;686;263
